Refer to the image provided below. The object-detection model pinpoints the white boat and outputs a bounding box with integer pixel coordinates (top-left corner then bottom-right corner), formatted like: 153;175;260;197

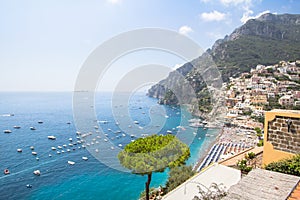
32;152;37;155
94;126;99;129
122;134;126;137
99;120;108;124
30;146;34;150
104;139;108;142
51;147;56;150
57;146;62;149
68;161;75;165
3;130;12;133
33;170;40;176
47;136;56;140
63;144;67;148
17;148;22;152
36;157;39;161
110;146;115;150
67;149;71;152
134;121;139;124
49;154;52;157
95;149;99;153
166;130;172;134
68;143;73;147
61;150;65;153
56;151;60;154
69;138;73;141
13;126;21;129
30;127;36;130
82;156;88;161
118;144;123;147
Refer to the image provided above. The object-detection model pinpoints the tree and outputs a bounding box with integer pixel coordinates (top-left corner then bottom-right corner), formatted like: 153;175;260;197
165;165;195;193
118;134;190;200
265;154;300;176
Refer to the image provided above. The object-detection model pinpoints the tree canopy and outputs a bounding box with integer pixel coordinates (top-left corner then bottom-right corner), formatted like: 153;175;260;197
118;134;190;174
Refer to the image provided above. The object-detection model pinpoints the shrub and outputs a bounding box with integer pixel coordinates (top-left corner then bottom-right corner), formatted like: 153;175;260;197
265;154;300;176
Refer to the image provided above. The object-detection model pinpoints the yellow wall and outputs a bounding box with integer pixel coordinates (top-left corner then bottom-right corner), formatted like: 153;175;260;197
262;110;300;166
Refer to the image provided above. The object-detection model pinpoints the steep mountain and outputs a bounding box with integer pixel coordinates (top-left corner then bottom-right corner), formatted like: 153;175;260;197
147;13;300;116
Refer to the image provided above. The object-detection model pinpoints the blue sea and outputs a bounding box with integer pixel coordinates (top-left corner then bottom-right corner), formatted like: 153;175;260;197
0;92;219;200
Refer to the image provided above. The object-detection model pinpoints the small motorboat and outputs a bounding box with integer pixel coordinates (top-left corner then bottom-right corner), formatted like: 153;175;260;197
17;148;22;152
51;147;56;150
3;130;12;133
49;154;52;157
30;146;34;150
69;138;72;142
32;152;37;155
118;144;123;147
30;127;36;130
13;126;21;129
4;169;10;175
48;136;56;140
38;120;43;124
57;146;62;149
134;121;139;124
82;156;88;161
68;161;75;165
26;184;32;188
56;151;60;154
33;170;40;176
66;122;71;125
36;157;39;161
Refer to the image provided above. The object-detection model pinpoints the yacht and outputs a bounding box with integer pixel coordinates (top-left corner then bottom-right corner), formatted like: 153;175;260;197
47;136;56;140
33;170;40;176
82;156;88;161
3;130;12;133
68;161;75;165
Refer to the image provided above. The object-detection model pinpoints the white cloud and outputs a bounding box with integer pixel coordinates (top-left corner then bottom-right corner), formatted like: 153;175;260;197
200;11;227;22
179;26;193;35
107;0;122;5
241;10;270;23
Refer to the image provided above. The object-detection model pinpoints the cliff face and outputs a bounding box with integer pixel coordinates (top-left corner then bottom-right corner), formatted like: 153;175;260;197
148;13;300;114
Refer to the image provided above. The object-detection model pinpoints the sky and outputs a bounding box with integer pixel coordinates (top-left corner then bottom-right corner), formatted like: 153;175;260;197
0;0;299;91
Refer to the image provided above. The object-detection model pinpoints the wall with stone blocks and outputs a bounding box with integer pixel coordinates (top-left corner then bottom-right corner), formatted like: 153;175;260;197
267;116;300;154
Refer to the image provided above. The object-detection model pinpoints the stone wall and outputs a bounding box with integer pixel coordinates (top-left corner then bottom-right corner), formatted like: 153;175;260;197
267;116;300;153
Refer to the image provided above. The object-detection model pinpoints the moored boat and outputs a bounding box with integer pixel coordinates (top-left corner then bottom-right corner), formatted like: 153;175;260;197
47;136;56;140
3;130;12;133
68;161;75;165
4;169;10;175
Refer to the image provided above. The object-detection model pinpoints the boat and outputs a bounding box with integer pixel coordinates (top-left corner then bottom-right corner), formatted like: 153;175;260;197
68;161;75;165
69;138;72;141
104;138;108;142
95;149;99;153
49;154;52;157
166;130;172;134
36;157;39;161
110;146;115;150
122;133;126;137
134;121;139;124
47;136;56;140
13;126;21;129
17;148;22;152
66;122;71;124
63;144;67;148
30;146;34;150
4;169;10;175
26;184;32;188
30;127;36;130
3;130;12;133
94;126;99;129
82;156;88;161
61;150;65;153
67;149;71;152
57;146;62;149
32;152;37;155
33;170;40;176
38;121;43;124
56;151;60;154
51;147;56;150
118;144;123;147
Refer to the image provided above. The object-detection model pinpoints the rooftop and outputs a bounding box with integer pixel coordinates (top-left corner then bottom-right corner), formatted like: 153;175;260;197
223;168;300;200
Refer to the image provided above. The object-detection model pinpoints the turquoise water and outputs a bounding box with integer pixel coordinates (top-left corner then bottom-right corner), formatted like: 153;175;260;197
0;92;218;200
